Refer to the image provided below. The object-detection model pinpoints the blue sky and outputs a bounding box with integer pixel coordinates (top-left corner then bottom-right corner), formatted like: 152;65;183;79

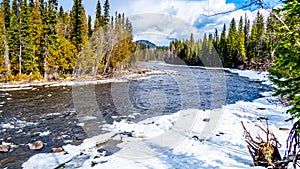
58;0;281;45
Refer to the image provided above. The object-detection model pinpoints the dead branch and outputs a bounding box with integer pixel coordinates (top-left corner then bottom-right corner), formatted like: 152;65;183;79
205;0;269;17
241;120;282;168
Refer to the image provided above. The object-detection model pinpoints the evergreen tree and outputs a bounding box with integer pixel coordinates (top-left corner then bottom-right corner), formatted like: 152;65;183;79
71;0;87;51
220;24;227;66
94;0;104;29
269;0;300;117
227;18;239;67
20;0;33;75
237;16;246;66
103;0;110;25
3;0;10;30
88;15;92;38
265;10;276;61
55;34;77;75
256;11;265;61
29;0;34;9
9;0;20;76
244;15;250;64
29;1;43;77
213;28;219;54
249;20;258;62
39;0;59;79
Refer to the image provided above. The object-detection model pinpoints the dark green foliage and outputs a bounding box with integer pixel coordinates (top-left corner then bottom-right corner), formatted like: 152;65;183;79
88;15;92;38
8;0;20;75
20;0;33;74
3;0;10;30
71;0;87;51
227;18;239;67
94;0;104;29
103;0;110;25
168;11;279;70
269;0;300;117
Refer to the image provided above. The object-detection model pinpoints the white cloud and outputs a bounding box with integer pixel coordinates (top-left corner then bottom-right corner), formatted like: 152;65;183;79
110;0;272;45
59;0;272;46
129;13;202;46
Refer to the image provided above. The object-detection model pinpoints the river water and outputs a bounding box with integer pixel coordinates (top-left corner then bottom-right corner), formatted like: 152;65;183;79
0;62;270;168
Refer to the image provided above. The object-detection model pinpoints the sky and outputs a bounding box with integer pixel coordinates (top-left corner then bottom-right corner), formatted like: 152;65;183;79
58;0;281;46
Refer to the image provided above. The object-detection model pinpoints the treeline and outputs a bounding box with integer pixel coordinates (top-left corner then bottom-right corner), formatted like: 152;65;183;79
0;0;134;81
134;42;167;62
168;11;277;70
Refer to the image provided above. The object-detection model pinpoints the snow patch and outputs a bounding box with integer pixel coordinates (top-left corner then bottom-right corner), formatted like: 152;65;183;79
22;152;74;169
229;69;271;85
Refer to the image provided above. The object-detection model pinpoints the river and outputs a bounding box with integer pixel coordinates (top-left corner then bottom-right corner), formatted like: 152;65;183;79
0;62;271;168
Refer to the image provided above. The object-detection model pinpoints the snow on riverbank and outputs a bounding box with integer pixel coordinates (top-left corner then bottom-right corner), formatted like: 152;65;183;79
22;68;293;169
22;94;292;168
0;69;176;91
228;69;271;85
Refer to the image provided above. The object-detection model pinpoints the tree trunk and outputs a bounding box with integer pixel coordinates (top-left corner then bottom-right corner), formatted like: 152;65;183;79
3;25;10;75
19;38;22;77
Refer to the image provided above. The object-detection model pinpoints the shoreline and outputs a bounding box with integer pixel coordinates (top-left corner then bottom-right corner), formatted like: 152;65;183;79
0;68;177;91
0;61;269;92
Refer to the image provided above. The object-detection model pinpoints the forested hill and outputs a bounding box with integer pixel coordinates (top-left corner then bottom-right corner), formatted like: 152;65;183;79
168;11;277;70
135;40;157;49
0;0;134;82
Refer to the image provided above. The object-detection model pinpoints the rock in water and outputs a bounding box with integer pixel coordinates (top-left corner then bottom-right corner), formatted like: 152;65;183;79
29;141;44;151
51;147;64;153
0;145;10;153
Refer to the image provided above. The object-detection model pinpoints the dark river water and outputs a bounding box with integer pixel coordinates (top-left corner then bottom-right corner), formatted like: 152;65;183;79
0;62;271;168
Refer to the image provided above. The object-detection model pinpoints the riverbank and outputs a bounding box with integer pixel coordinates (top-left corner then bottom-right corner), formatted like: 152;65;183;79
0;68;177;92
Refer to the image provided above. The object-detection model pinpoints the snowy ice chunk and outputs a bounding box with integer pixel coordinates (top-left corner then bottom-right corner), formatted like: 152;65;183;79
22;153;75;169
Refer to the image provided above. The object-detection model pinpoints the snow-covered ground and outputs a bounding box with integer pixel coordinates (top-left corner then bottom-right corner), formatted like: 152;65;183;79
0;70;176;92
22;69;293;169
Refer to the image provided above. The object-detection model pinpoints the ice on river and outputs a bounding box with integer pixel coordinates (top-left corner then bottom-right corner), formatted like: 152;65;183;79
22;69;293;169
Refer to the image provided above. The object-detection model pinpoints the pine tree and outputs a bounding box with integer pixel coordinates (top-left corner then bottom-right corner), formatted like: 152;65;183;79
3;0;10;30
29;0;34;9
213;28;219;54
94;0;104;29
39;0;59;79
244;15;250;64
265;11;276;61
88;15;92;38
227;18;238;67
9;0;20;76
256;11;265;61
56;34;77;75
71;0;87;51
220;24;227;66
103;0;110;25
20;0;33;75
237;16;246;66
269;0;300;117
249;20;258;63
29;1;43;77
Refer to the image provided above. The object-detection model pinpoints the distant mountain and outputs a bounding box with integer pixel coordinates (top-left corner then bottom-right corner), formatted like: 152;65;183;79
134;40;157;48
